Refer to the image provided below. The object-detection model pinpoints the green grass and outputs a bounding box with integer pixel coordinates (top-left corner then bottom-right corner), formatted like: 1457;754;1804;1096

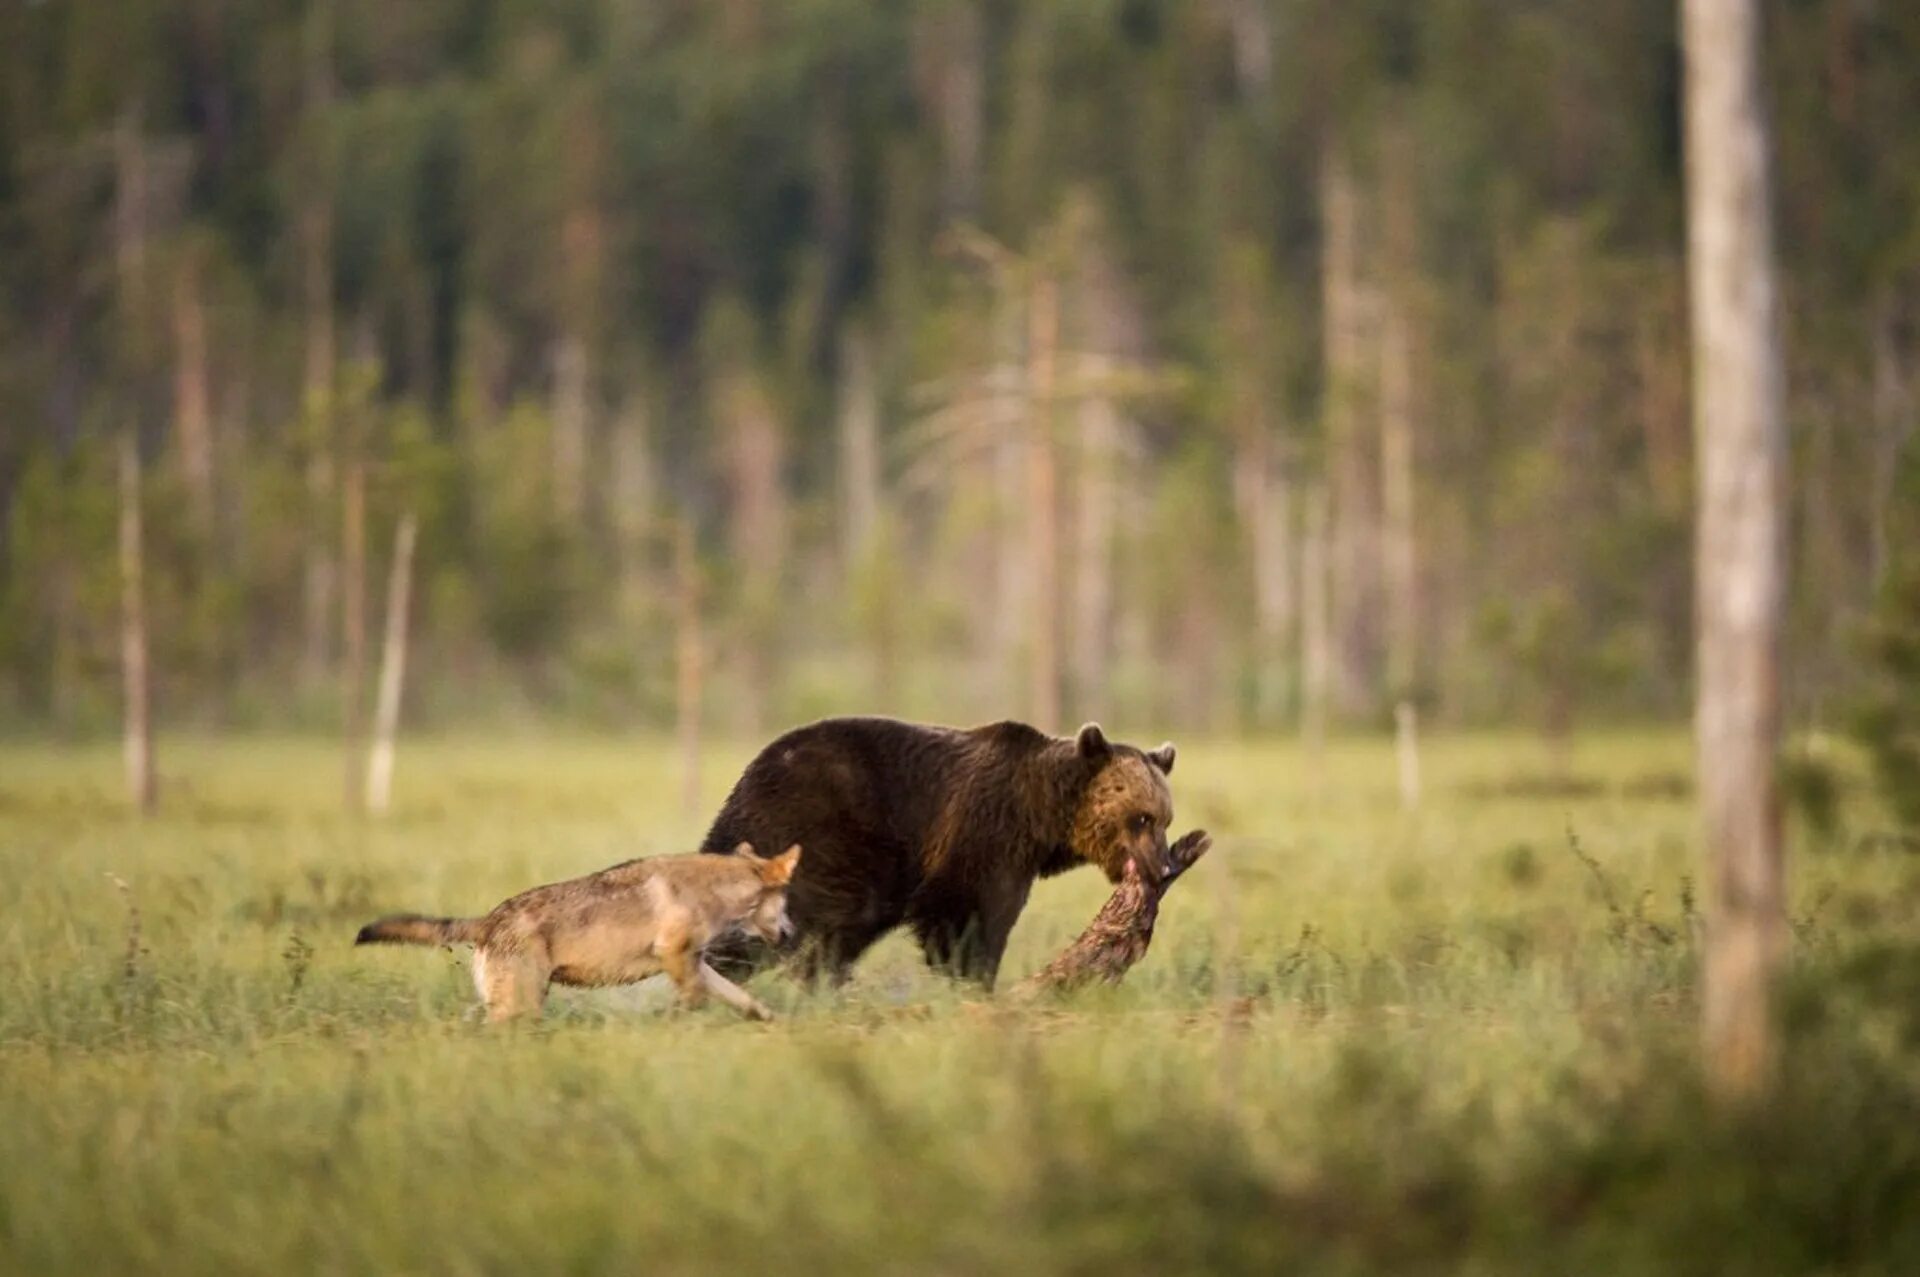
2;730;1918;1274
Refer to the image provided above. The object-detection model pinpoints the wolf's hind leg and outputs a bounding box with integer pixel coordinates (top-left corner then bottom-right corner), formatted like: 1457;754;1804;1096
697;960;774;1021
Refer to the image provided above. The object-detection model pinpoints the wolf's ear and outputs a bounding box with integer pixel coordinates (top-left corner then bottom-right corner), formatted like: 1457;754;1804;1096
760;844;801;886
1147;742;1176;775
1076;723;1112;761
733;841;763;862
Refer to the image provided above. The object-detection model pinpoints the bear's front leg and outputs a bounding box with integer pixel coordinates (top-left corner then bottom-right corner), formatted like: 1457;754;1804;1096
912;883;1029;989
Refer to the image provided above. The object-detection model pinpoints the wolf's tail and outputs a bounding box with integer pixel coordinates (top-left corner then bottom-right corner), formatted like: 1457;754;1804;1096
355;914;484;947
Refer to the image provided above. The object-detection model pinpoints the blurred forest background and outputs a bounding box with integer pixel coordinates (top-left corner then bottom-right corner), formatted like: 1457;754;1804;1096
2;0;1917;744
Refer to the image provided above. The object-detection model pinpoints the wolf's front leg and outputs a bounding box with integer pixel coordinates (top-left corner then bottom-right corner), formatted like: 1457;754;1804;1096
659;930;708;1010
697;960;774;1021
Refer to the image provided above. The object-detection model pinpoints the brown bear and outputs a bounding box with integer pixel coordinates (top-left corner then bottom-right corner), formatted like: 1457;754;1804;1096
698;716;1177;987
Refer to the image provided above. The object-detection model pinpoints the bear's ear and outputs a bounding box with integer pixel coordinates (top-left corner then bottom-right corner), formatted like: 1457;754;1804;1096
759;844;802;886
1147;742;1176;775
1075;723;1112;761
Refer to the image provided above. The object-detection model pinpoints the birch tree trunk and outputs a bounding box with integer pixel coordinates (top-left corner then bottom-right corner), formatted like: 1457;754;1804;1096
340;448;368;812
171;251;215;532
912;1;983;220
118;431;157;815
610;396;655;620
300;0;336;690
366;512;418;816
1300;483;1332;756
1071;393;1118;720
718;370;785;734
1320;142;1375;718
675;516;704;820
1683;0;1790;1102
551;334;589;525
838;321;880;574
115;109;157;815
1027;272;1062;731
1381;296;1419;809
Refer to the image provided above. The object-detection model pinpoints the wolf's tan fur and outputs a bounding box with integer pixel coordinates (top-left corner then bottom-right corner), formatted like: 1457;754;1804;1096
356;844;800;1022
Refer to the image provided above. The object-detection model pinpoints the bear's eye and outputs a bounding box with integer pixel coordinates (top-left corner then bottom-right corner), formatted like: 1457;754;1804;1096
1130;812;1153;832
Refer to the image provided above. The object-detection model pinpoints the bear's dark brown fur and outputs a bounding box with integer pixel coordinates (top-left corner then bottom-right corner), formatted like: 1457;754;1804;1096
699;716;1176;986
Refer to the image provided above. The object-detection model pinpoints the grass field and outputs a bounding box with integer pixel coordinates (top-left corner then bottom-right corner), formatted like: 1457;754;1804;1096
2;729;1918;1274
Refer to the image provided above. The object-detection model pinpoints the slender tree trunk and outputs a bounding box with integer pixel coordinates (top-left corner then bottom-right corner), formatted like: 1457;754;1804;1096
551;334;590;525
1320;142;1375;717
1869;293;1913;592
610;397;655;620
1220;0;1273;98
340;450;367;812
301;0;336;690
118;431;158;814
913;1;983;220
1027;272;1061;731
1072;394;1118;719
1300;482;1332;756
366;512;417;816
838;321;881;574
114;109;156;814
171;252;215;532
1380;298;1419;807
675;516;704;820
1252;462;1294;725
1683;0;1790;1102
718;372;785;734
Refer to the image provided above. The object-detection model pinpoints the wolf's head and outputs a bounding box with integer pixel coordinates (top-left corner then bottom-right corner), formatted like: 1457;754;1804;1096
729;842;802;943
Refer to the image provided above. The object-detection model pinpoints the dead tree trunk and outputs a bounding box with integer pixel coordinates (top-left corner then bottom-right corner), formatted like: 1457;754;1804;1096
366;512;418;816
300;0;336;690
912;0;984;220
838;321;881;575
118;431;157;815
1299;482;1332;757
340;449;368;812
115;109;157;815
171;250;215;532
1027;272;1061;731
1381;299;1419;808
551;334;590;525
1071;393;1118;720
1683;0;1790;1102
675;516;704;820
1017;830;1213;995
610;395;655;621
1320;141;1375;719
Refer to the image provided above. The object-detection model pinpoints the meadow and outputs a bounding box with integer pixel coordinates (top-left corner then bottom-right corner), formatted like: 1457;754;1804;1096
2;730;1917;1275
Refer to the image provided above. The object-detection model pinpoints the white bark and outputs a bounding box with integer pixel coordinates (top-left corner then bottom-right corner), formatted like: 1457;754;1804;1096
366;513;418;816
118;432;157;814
1027;273;1061;731
838;322;881;571
552;334;589;524
1321;143;1375;717
171;254;215;531
1300;483;1332;756
675;517;704;819
1683;0;1789;1101
1072;394;1119;717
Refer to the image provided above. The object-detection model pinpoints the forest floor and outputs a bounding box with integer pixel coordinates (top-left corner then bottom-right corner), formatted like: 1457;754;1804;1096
1;730;1917;1274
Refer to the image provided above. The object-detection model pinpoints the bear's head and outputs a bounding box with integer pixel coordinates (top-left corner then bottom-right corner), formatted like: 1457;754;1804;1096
1067;723;1178;883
